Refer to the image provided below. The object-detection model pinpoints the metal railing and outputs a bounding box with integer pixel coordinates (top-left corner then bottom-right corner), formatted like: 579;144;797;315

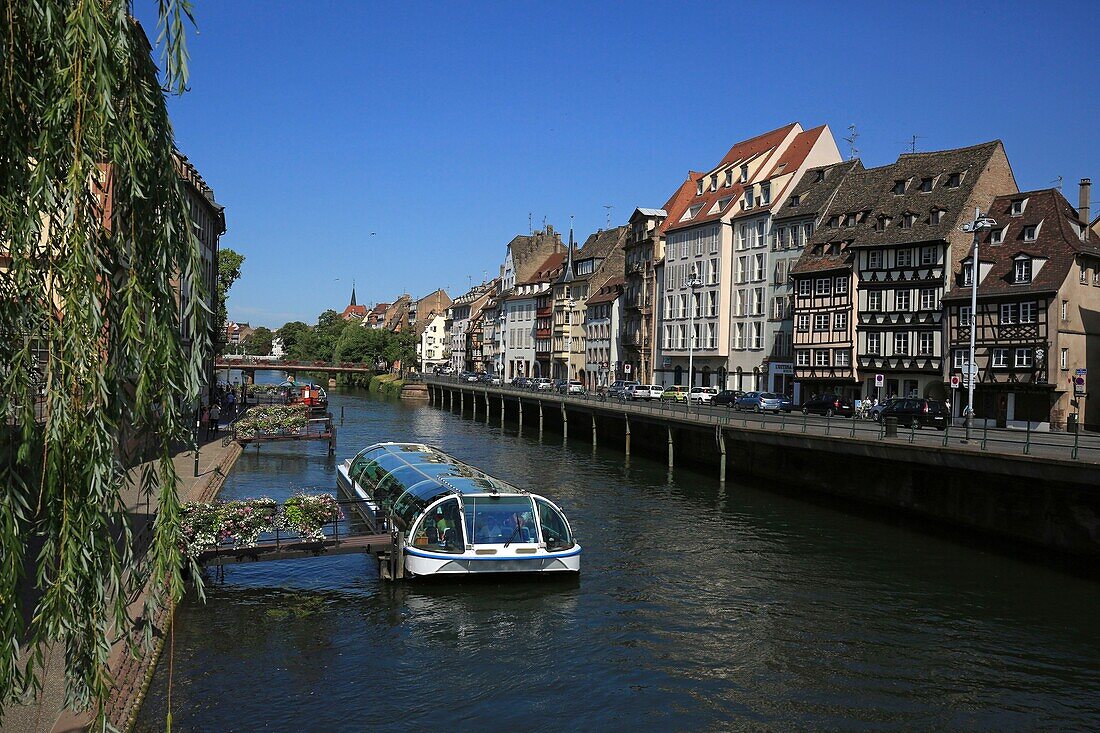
426;376;1100;464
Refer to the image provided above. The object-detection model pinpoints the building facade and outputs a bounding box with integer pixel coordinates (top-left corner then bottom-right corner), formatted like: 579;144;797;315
657;122;842;389
943;185;1100;430
584;278;624;387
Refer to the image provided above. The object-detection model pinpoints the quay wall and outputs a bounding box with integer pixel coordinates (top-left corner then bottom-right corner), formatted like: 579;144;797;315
431;382;1100;559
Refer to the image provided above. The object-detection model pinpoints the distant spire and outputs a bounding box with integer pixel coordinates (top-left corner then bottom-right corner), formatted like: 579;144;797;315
350;279;357;307
557;216;576;284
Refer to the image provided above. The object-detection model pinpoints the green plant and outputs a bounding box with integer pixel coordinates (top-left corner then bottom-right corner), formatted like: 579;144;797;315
0;1;202;723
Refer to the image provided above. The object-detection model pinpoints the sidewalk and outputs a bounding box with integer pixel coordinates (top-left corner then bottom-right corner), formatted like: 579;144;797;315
2;431;242;733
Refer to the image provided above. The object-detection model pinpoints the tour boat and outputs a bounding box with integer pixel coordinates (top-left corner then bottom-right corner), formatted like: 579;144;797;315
336;442;581;577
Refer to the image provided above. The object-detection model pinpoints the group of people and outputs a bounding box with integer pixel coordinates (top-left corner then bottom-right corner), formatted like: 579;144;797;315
199;383;247;440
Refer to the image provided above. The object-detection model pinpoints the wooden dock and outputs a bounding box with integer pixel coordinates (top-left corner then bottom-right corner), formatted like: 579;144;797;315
196;531;392;567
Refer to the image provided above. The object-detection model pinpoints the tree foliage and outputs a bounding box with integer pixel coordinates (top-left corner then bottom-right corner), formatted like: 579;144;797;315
242;326;273;356
275;321;315;360
0;1;202;725
215;248;245;356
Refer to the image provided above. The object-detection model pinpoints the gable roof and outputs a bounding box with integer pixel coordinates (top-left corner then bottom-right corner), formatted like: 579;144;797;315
585;277;625;306
942;188;1098;301
773;159;863;223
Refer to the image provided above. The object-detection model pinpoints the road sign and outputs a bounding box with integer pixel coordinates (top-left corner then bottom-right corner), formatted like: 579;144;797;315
1075;375;1086;395
950;375;960;389
875;374;884;387
624;363;632;374
1077;368;1087;375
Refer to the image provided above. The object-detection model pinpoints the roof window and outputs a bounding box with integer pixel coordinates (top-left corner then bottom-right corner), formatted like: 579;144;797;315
1011;198;1028;216
990;229;1003;245
1014;257;1032;284
789;194;801;207
1023;225;1037;241
946;172;961;188
740;164;749;183
893;180;907;195
696;180;704;195
930;209;943;225
920;177;933;192
815;170;826;183
900;213;915;229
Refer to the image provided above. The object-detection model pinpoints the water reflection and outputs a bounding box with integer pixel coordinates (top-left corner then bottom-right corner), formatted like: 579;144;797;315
135;385;1100;732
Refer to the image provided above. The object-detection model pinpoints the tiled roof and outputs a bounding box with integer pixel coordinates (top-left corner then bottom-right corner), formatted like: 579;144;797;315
577;226;627;261
790;244;853;275
773;159;863;222
665;123;827;233
941;188;1092;301
657;175;703;235
585;277;624;306
821;141;1003;249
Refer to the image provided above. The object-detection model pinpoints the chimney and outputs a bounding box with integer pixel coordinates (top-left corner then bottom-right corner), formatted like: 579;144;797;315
1080;178;1091;240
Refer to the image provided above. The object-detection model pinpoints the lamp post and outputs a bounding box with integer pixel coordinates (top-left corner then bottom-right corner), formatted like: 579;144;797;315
960;208;997;442
686;266;703;412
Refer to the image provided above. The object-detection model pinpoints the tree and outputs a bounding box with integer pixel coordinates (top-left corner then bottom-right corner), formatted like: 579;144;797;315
384;331;418;375
334;325;388;366
1;1;201;724
242;326;273;356
216;248;245;356
312;309;348;362
276;321;315;360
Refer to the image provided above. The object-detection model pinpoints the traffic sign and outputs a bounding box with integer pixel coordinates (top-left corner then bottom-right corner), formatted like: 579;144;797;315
1077;368;1087;375
950;375;960;389
624;363;632;374
1075;375;1086;395
875;374;884;387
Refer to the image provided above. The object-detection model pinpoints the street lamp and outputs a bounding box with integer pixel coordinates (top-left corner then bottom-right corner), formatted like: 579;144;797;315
960;208;997;441
686;266;703;411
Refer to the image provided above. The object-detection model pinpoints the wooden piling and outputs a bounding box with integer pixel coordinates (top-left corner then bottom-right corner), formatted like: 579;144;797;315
668;427;674;468
561;401;568;440
591;413;597;448
717;427;726;483
624;415;631;456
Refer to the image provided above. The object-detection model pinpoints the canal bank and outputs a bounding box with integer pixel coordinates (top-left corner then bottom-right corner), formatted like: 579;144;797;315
132;386;1100;732
1;435;242;733
428;380;1100;559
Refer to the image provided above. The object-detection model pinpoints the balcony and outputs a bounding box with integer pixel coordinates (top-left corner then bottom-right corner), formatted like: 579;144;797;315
535;328;552;339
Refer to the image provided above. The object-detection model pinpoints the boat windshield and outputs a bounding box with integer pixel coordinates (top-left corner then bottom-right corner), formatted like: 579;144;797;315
410;497;465;553
464;496;538;545
536;498;574;550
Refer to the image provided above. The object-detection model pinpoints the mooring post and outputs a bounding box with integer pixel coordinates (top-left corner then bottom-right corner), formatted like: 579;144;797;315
717;426;726;483
341;404;345;424
460;390;464;413
539;400;544;434
518;399;524;427
591;413;597;448
561;400;568;440
624;415;631;456
667;426;674;468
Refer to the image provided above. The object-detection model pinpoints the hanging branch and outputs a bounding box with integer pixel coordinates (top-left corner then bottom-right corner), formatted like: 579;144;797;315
0;1;203;727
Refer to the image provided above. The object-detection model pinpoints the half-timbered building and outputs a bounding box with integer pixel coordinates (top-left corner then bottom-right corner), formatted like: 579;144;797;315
943;186;1100;429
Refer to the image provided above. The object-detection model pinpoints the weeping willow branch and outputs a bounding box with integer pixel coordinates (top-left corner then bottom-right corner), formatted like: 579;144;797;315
0;1;203;727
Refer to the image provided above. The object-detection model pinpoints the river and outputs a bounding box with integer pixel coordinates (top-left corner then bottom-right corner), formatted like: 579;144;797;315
134;375;1100;732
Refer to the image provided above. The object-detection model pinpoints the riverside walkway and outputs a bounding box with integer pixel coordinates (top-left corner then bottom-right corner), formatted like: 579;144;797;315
2;434;243;733
426;377;1100;465
427;376;1100;558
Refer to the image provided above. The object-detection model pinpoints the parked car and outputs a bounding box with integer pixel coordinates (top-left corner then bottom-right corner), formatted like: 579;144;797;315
879;398;949;430
533;378;554;391
564;380;585;395
661;385;690;402
735;391;791;413
801;394;855;417
490;375;502;386
511;376;528;388
608;380;639;399
688;386;719;404
477;372;493;383
464;372;480;383
713;389;745;407
627;384;663;401
869;398;900;421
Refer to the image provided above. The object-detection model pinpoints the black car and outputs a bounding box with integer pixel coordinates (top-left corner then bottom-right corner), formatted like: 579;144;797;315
880;398;949;430
801;394;855;417
713;389;745;406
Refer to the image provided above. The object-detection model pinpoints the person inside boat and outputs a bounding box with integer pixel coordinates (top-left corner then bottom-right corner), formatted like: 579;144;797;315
474;513;501;543
433;509;452;547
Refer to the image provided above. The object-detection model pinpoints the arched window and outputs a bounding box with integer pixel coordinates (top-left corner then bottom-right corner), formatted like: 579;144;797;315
735;367;743;390
674;365;683;385
717;367;727;389
701;366;711;387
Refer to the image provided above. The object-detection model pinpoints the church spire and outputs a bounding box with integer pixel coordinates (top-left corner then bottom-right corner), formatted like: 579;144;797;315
350;279;357;307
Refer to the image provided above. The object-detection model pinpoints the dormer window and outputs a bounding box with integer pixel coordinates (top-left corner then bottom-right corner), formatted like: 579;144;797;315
1011;198;1028;216
843;213;856;227
740;164;749;183
947;173;961;187
827;215;839;227
900;213;915;229
1014;257;1032;284
962;263;973;285
930;209;943;225
990;229;1004;245
725;170;733;187
760;183;771;206
893;180;907;195
1023;225;1037;241
709;175;718;192
696;180;704;195
920;177;933;192
789;194;801;207
743;186;754;209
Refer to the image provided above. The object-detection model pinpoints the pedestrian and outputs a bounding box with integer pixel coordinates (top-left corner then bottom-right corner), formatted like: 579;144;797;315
200;403;210;439
208;402;221;439
225;390;236;417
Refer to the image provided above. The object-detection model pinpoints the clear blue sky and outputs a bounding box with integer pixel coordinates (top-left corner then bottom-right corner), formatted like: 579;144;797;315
141;1;1100;329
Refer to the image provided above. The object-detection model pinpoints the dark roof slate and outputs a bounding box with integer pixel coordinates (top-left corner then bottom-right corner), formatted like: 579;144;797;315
772;159;863;223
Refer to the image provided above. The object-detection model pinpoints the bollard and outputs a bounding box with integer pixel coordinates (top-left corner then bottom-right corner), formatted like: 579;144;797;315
341;404;345;423
942;421;950;447
1072;424;1080;460
909;421;916;443
1024;420;1031;455
884;416;898;438
802;412;808;434
825;413;831;436
981;420;988;450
